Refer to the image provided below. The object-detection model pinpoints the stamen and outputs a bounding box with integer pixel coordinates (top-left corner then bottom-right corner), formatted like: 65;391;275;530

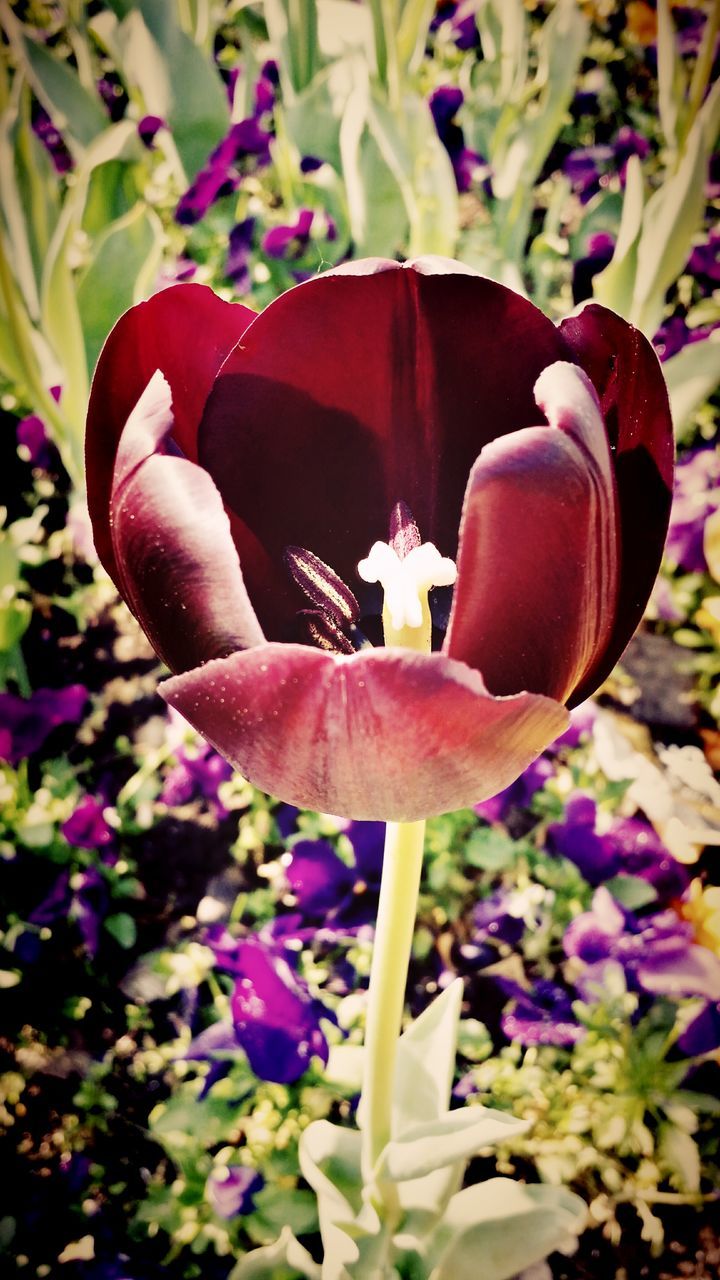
284;545;360;625
298;609;356;655
388;501;421;560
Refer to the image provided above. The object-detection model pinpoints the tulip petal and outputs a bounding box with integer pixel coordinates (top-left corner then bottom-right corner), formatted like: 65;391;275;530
445;362;618;704
86;283;255;586
197;260;569;637
111;372;264;672
560;304;673;702
161;644;569;822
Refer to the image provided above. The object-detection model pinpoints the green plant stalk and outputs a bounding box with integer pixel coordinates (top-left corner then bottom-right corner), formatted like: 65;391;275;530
684;0;720;146
0;227;84;488
360;815;426;1191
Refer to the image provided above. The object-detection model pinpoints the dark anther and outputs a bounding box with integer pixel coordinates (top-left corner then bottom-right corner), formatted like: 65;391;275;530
298;609;356;655
284;546;360;625
388;501;421;560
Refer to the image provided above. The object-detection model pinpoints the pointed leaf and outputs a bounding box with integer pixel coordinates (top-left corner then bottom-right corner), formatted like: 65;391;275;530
229;1226;321;1280
382;1106;530;1182
77;204;163;376
663;333;720;433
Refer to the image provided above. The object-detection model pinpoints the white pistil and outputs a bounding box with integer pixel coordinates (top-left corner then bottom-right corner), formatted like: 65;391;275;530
358;540;456;649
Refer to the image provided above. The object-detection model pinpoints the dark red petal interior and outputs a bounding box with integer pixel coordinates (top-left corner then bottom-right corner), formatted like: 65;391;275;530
198;263;569;637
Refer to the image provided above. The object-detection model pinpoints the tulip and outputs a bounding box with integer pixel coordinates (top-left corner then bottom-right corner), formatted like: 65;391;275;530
86;257;673;823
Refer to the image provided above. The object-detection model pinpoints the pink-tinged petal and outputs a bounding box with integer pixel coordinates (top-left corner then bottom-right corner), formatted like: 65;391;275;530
161;644;569;822
111;372;264;673
445;362;619;704
559;304;673;702
197;261;569;637
86;283;255;586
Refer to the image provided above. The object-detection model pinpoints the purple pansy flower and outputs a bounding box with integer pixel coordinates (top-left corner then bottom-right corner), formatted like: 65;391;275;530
676;1000;720;1056
431;1;479;51
62;797;115;850
160;741;233;817
137;115;165;149
500;978;584;1047
262;209;314;260
226;217;256;291
472;891;526;947
0;685;88;766
475;755;555;824
31;105;73;173
198;934;329;1083
175;119;272;226
564;887;720;1001
206;1165;263;1219
664;445;720;573
548;795;616;886
572;230;616;305
16;385;62;470
229;938;329;1082
29;862;109;957
563;127;650;202
270;823;385;940
429;86;484;193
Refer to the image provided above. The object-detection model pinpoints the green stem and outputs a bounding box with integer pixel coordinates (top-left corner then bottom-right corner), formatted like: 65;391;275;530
360;817;426;1190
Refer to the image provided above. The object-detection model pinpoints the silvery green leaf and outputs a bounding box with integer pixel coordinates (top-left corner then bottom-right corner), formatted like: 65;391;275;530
366;92;458;257
397;0;438;75
0;9;107;149
428;1179;586;1280
656;0;687;153
657;1122;701;1193
381;1106;530;1183
229;1225;321;1280
632;77;720;335
299;1120;384;1280
90;5;228;181
592;153;644;317
663;333;720;433
0;87;58;321
390;978;463;1137
77;203;163;376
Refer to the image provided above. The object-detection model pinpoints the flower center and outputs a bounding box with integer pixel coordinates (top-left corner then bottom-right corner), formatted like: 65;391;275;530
357;502;456;653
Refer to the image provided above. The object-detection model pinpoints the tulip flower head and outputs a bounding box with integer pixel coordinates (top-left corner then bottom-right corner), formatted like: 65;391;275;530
86;258;673;820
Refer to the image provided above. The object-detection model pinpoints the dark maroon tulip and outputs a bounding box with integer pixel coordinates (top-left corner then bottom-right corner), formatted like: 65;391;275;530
86;259;673;821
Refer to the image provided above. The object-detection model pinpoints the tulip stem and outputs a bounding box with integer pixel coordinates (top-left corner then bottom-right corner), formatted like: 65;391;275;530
360;817;426;1195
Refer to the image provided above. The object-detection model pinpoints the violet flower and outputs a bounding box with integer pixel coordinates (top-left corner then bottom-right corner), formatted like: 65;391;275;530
31;105;73;174
431;1;479;51
226;217;256;291
86;258;673;821
500;979;584;1048
429;86;483;193
0;685;87;766
563;127;650;202
676;999;720;1056
475;755;555;824
548;797;687;900
664;446;720;573
160;742;233;817
206;1165;263;1219
137;115;165;149
564;887;720;1001
226;937;329;1082
62;796;115;850
29;862;109;957
262;209;314;260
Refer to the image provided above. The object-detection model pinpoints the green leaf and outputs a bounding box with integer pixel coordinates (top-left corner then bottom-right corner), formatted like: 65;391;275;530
656;0;688;153
249;1185;318;1241
13;33;107;148
40;200;89;437
663;333;720;433
366;91;458;257
632;77;720;335
92;6;229;180
77;203;163;376
104;912;137;949
592;154;644;318
397;0;437;74
229;1226;321;1280
430;1179;587;1280
381;1106;530;1183
464;828;517;872
604;874;658;910
658;1121;701;1193
390;979;463;1137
